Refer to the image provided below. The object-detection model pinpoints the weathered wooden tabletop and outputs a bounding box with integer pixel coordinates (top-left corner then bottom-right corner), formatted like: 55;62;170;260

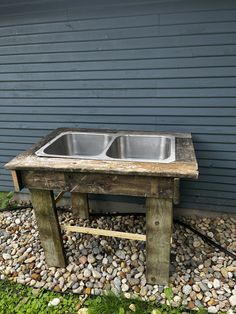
5;128;198;179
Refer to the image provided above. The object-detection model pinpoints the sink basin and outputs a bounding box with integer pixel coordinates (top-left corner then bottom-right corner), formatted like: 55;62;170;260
35;131;175;163
106;135;175;162
35;132;113;157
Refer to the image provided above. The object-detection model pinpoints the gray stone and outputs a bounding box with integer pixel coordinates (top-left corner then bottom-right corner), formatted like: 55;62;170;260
100;240;107;246
0;231;10;241
137;265;144;273
115;250;126;260
204;259;212;268
92;270;101;279
86;282;93;288
193;240;201;248
96;254;103;260
131;253;138;261
87;254;96;264
139;253;145;262
93;248;100;255
113;277;121;289
134;272;142;279
158;286;164;293
214;271;221;279
199;282;208;292
182;284;192;295
83;269;91;278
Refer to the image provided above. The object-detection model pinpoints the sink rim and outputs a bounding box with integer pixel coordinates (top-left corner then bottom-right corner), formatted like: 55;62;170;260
35;131;176;163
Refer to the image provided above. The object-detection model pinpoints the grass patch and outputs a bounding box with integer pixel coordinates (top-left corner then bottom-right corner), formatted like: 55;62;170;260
0;280;78;313
85;292;200;314
0;191;14;209
0;280;228;314
85;293;156;314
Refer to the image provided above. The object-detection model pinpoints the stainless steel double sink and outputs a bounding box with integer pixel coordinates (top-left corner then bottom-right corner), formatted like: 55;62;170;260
35;131;175;163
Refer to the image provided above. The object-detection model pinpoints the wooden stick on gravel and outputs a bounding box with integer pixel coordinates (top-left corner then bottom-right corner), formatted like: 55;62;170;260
63;225;146;241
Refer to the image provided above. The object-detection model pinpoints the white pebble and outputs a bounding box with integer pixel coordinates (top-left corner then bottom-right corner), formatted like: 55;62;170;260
78;308;88;314
207;282;213;289
2;253;11;260
102;258;108;265
208;306;218;313
229;295;236;306
134;272;142;279
66;264;74;273
112;261;118;267
48;298;61;306
121;283;129;292
173;295;181;303
84;269;91;278
92;270;101;279
213;279;220;289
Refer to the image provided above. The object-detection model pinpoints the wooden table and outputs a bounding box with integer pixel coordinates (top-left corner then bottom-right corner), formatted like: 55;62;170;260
5;128;198;285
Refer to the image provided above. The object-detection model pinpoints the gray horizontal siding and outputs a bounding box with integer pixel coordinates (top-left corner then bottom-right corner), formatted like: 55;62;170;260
0;0;236;212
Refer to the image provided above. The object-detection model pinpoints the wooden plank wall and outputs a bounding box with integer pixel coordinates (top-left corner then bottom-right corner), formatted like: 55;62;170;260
0;0;235;212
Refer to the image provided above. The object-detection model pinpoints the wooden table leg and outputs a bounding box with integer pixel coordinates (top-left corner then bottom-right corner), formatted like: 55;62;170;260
71;192;89;219
30;189;66;267
146;197;173;285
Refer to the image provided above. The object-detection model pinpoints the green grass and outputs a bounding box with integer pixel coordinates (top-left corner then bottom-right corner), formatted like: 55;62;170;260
0;280;228;314
0;280;78;314
0;191;14;209
84;292;205;314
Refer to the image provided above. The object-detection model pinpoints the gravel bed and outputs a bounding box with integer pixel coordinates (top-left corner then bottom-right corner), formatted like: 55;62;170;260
0;206;236;313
